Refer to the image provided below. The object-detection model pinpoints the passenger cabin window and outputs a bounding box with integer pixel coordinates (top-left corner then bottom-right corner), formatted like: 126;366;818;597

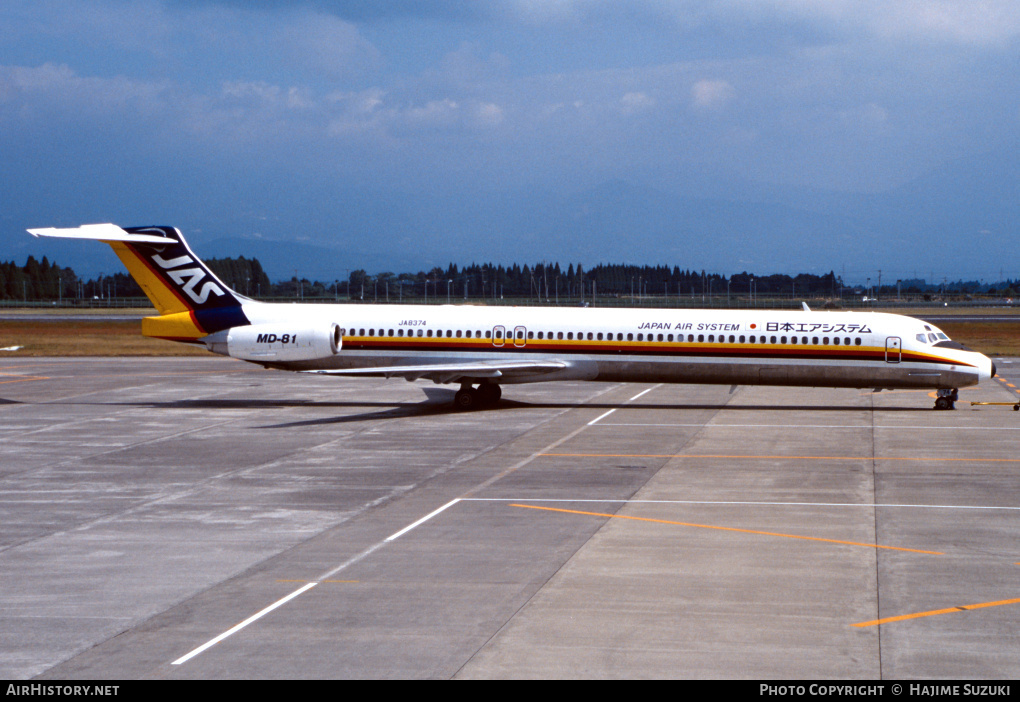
627;333;633;341
558;332;564;340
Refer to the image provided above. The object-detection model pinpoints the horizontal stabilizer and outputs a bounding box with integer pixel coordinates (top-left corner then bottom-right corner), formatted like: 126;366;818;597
303;359;567;384
28;223;178;245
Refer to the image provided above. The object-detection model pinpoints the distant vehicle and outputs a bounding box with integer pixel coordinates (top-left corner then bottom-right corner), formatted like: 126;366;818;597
30;224;994;410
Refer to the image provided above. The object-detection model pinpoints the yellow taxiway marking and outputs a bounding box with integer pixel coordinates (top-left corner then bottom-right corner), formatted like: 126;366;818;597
510;503;943;555
0;373;50;385
541;452;1020;463
853;597;1020;628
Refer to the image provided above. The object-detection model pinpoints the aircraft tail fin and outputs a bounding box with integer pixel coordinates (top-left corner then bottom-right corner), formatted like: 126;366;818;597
28;224;250;340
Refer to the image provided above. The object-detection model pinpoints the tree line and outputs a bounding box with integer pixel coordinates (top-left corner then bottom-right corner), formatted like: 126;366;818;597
1;254;1015;302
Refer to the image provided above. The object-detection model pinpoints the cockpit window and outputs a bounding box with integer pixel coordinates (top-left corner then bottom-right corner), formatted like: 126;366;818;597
928;333;938;342
916;334;927;343
937;333;949;340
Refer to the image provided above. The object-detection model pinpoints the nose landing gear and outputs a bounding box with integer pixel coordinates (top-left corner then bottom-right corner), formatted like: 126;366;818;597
934;388;958;410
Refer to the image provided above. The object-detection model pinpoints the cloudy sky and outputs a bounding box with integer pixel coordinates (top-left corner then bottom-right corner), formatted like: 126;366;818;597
2;1;1018;281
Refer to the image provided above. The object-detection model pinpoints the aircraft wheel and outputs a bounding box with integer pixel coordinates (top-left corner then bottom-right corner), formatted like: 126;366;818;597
934;396;952;410
477;384;501;405
454;387;476;410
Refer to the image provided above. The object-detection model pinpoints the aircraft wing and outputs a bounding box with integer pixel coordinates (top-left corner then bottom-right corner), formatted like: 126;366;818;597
303;359;568;384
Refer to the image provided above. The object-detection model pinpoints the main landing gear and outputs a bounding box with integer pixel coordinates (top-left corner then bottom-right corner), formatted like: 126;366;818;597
453;383;502;410
934;388;959;410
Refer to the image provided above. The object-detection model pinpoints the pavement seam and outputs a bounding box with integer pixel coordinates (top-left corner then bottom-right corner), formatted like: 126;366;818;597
451;383;736;679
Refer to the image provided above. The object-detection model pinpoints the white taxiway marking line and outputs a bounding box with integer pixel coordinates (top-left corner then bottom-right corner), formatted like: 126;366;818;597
171;386;652;666
172;498;462;665
461;498;1020;511
587;385;660;426
385;498;460;542
593;423;1020;431
588;409;616;425
171;582;316;666
627;387;657;402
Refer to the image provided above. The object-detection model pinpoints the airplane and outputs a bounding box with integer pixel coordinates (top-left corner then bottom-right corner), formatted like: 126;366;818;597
29;224;995;411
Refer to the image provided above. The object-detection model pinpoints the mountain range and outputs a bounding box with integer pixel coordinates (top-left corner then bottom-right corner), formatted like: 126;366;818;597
6;143;1016;285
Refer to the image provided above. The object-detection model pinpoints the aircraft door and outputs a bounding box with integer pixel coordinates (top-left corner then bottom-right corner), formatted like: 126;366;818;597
885;336;902;363
513;326;527;348
492;325;505;348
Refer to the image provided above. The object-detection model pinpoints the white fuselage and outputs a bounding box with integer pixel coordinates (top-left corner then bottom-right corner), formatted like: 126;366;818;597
219;301;993;391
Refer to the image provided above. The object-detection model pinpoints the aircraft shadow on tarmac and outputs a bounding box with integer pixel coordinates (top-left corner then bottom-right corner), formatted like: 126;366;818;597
102;386;937;430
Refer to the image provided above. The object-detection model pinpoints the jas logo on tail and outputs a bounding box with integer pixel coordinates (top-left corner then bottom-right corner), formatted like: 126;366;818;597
151;254;224;305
